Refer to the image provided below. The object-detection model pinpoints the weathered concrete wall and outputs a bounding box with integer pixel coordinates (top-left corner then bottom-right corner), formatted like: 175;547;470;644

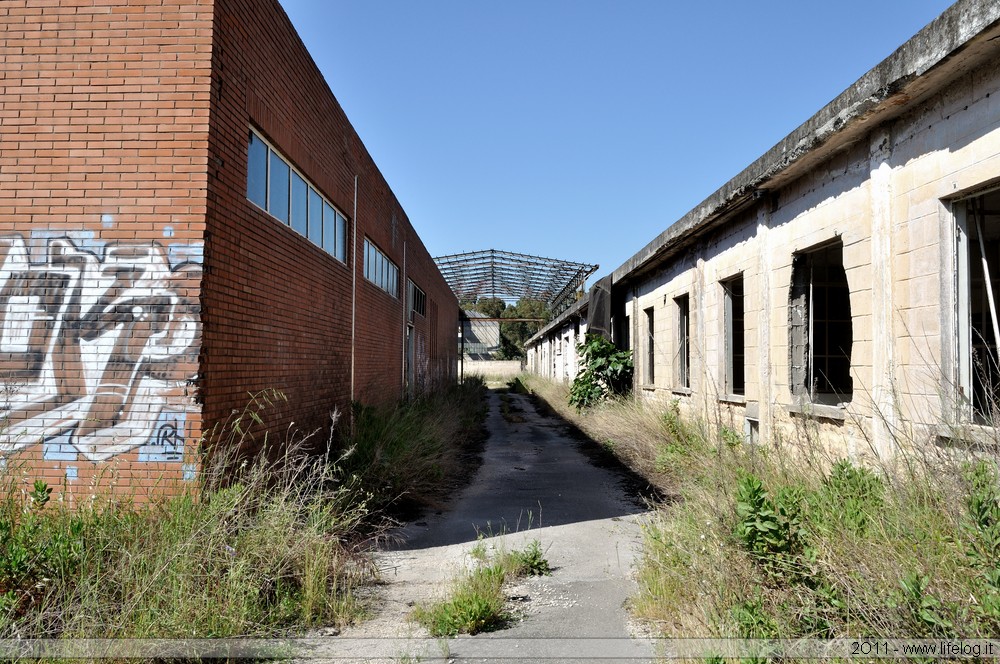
623;45;1000;459
526;302;588;384
526;0;1000;460
463;360;523;381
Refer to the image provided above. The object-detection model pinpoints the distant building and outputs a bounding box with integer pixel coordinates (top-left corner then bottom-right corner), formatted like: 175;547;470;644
528;0;1000;457
463;311;501;360
0;0;458;498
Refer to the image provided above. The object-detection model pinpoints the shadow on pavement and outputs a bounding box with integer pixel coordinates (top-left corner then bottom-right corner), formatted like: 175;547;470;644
390;388;666;551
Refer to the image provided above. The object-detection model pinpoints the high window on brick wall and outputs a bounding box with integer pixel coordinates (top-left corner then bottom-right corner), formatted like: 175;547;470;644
408;279;426;317
247;128;348;263
788;240;853;405
364;238;399;297
957;190;1000;422
722;274;745;397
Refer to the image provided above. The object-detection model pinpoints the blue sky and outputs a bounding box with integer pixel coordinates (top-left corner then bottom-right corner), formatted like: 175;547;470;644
278;1;956;281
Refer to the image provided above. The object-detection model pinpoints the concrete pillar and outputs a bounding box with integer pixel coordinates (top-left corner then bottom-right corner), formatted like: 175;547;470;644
757;206;774;446
870;130;896;458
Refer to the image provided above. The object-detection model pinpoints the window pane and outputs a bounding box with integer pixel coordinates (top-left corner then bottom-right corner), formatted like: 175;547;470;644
247;132;268;208
323;203;337;255
336;212;347;262
309;189;323;245
290;172;308;235
268;152;290;223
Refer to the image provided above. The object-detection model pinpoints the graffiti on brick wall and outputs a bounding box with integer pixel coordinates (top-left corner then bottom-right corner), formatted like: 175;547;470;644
0;235;201;462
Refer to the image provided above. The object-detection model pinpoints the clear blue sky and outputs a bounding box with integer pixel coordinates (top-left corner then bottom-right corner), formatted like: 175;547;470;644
278;1;956;281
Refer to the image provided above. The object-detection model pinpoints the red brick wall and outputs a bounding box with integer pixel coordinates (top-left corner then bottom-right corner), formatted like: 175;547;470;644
0;0;457;500
0;0;214;502
203;0;457;448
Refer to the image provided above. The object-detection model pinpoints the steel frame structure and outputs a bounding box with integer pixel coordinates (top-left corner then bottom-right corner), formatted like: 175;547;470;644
434;249;598;314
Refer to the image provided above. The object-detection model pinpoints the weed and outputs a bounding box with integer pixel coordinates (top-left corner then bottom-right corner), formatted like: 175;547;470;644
734;472;808;580
413;539;551;636
339;377;487;511
719;425;743;450
897;572;954;636
502;539;552;577
809;459;886;535
499;393;526;424
413;564;507;636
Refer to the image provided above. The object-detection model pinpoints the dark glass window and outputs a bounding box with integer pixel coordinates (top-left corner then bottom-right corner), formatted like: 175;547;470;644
323;201;337;256
290;172;308;236
308;188;323;245
247;132;267;209
268;152;290;224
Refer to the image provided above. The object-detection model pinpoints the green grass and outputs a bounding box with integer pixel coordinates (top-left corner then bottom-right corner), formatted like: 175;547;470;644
413;538;551;636
522;374;1000;641
0;380;488;640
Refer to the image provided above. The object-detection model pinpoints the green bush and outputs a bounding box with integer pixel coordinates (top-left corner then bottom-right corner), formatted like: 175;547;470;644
734;472;808;580
568;335;633;410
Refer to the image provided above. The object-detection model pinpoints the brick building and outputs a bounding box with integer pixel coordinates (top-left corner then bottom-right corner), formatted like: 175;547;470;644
528;0;1000;458
0;0;458;497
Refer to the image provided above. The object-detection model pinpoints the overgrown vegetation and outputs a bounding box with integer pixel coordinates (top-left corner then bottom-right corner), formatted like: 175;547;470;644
0;380;487;639
522;374;1000;640
412;538;551;636
338;377;488;513
568;335;634;410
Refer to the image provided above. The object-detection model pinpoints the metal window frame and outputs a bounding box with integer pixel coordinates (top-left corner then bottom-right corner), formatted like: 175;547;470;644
247;127;349;265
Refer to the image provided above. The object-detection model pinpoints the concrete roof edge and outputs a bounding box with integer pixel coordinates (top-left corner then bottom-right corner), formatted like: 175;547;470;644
610;0;1000;285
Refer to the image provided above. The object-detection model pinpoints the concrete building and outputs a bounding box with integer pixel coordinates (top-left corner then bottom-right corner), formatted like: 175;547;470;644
527;0;1000;458
0;0;458;497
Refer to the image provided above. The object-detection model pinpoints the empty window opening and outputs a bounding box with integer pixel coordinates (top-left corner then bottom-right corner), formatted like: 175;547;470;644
408;279;426;317
788;241;853;405
723;275;745;396
363;238;399;297
675;294;690;389
959;192;1000;422
644;307;655;385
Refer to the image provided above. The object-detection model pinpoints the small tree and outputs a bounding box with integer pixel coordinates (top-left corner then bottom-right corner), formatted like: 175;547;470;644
569;334;634;409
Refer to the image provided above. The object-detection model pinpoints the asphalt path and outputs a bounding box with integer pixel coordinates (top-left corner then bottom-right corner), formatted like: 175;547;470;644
320;388;661;663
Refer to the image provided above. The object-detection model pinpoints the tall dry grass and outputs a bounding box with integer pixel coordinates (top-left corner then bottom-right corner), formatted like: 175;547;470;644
0;379;488;639
521;374;1000;640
